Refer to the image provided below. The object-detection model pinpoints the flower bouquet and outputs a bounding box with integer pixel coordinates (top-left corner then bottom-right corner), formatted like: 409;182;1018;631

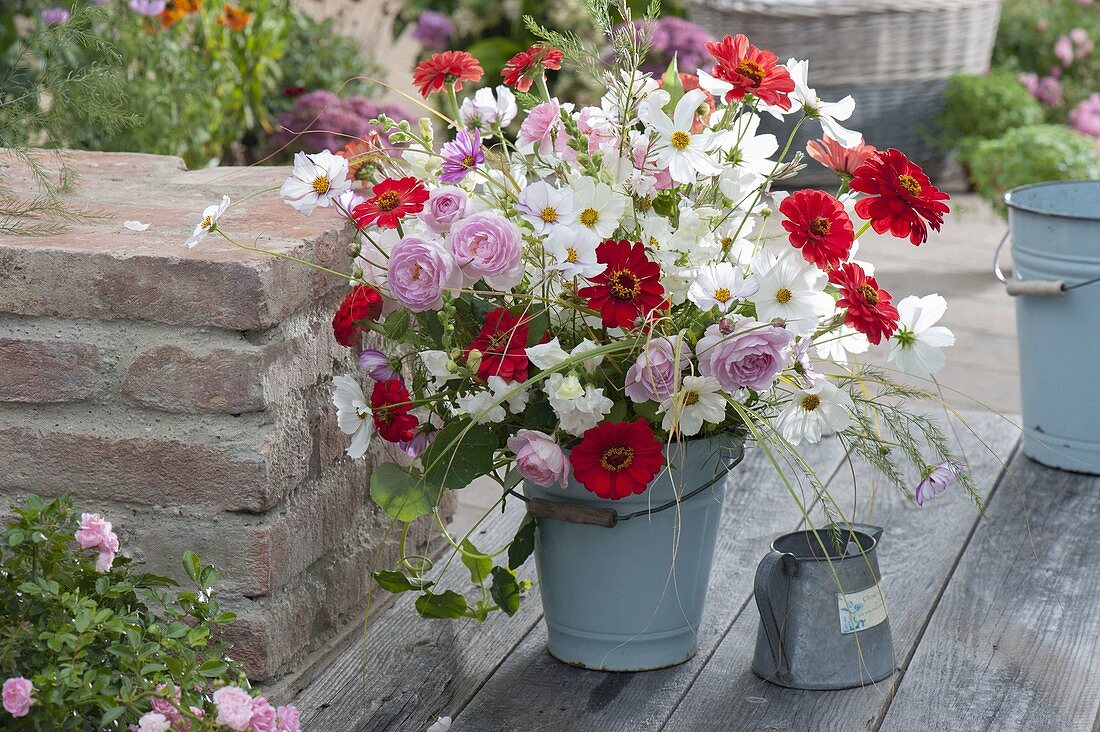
194;1;980;671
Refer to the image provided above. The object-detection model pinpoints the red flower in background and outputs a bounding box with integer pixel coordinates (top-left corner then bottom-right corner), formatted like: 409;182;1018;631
464;308;531;383
780;189;855;270
352;177;429;229
569;420;665;500
371;379;418;442
332;284;384;348
501;45;565;92
806;136;879;178
413;50;484;97
850;148;950;246
704;34;794;109
578;240;668;330
829;263;899;345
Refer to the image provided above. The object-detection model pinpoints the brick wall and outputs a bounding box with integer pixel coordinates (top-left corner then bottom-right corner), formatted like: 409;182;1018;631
0;150;437;680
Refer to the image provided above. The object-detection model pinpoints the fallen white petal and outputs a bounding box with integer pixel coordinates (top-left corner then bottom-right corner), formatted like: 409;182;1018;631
123;220;150;231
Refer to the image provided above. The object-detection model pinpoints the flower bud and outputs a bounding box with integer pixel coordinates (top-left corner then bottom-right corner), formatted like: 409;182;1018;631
466;349;483;371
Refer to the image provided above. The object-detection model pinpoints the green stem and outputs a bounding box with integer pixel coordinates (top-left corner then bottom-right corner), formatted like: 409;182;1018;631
854;220;873;239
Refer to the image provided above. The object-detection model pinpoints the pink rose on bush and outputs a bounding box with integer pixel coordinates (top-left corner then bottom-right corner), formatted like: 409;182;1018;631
696;319;792;392
418;186;467;234
137;711;172;732
2;677;33;717
76;512;120;573
624;336;692;403
448;212;524;289
387;237;461;312
276;705;301;732
1069;93;1100;139
213;686;254;731
507;430;569;488
249;696;278;732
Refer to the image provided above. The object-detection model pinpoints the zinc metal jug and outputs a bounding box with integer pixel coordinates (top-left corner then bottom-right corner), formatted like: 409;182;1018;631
751;523;895;690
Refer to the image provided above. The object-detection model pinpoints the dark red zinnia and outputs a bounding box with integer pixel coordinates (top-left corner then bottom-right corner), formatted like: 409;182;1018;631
412;50;484;98
569;419;665;500
464;307;530;383
829;262;900;345
780;189;855;271
577;240;668;330
704;34;794;110
332;284;384;348
371;378;418;442
501;45;565;92
850;148;951;246
352;177;429;230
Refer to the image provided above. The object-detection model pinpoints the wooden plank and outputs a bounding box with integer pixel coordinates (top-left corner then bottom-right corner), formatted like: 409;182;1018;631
880;452;1100;730
294;499;539;731
451;438;849;731
661;411;1021;731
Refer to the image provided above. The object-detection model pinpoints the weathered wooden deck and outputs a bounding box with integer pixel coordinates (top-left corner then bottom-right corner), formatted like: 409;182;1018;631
291;412;1100;731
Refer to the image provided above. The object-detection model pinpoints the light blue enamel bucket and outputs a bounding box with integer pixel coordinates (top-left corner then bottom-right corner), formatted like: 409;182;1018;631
1000;180;1100;474
523;434;743;671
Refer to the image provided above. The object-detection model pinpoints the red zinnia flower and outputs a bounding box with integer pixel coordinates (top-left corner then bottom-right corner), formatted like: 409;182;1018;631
829;263;900;345
704;34;794;110
569;419;665;500
806;136;879;178
412;50;483;98
501;45;565;92
578;240;668;330
352;177;429;230
332;284;384;348
780;189;855;270
371;379;418;442
850;148;950;246
464;308;530;383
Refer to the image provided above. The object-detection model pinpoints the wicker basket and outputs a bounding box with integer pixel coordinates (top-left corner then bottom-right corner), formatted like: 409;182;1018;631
686;0;1002;183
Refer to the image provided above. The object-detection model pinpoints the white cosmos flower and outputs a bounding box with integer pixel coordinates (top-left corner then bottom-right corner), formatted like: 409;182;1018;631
783;59;861;147
546;372;613;436
332;374;373;458
643;89;722;184
752;249;834;337
659;375;726;437
814;323;870;363
517;181;578;235
888;294;956;378
776;380;853;445
710;113;779;180
459;85;518;135
688;263;760;312
570;177;628;239
185;195;230;248
542;228;605;279
280;150;351;216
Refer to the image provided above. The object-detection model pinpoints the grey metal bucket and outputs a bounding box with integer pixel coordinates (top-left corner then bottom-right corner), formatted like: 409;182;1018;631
999;180;1100;474
751;524;895;690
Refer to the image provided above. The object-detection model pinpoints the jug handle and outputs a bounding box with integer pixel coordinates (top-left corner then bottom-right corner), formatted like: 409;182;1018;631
754;550;796;680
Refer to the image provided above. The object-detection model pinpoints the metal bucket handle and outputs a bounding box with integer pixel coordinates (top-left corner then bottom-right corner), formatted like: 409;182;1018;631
994;230;1100;297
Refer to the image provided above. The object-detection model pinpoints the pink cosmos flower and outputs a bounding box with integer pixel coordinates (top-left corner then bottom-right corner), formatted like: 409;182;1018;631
624;336;692;403
418;186;467;234
249;697;278;732
915;460;964;506
213;686;254;731
386;236;461;313
440;129;485;184
276;706;301;732
2;677;33;718
507;430;569;488
696;319;792;392
358;349;401;381
447;212;524;290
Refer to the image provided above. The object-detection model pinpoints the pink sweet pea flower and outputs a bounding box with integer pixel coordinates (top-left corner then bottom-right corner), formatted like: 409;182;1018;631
2;677;33;717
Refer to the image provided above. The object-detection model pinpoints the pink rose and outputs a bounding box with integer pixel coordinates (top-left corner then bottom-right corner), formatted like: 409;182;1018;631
1055;34;1075;66
386;236;461;313
75;512;113;550
249;697;277;732
418;186;467;234
624;336;692;403
137;712;172;732
448;211;524;289
507;430;569;488
696;319;791;392
276;705;301;732
213;686;254;731
517;100;574;161
2;677;33;718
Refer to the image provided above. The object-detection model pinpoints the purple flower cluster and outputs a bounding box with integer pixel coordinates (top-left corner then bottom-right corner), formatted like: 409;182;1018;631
412;10;454;51
41;6;69;24
265;90;412;159
621;17;715;75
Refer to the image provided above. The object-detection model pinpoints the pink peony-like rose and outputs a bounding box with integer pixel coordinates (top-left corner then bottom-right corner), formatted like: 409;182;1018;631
150;685;182;723
448;211;524;289
418;186;468;234
76;512;113;550
386;236;461;313
137;711;172;732
275;705;301;732
2;677;33;718
624;336;692;403
213;686;254;731
249;697;277;732
696;319;792;392
507;430;569;488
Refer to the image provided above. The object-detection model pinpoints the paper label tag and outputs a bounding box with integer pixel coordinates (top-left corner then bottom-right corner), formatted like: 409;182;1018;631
837;583;888;634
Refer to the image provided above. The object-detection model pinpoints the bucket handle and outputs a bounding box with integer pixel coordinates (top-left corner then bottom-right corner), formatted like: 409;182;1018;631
994;229;1100;297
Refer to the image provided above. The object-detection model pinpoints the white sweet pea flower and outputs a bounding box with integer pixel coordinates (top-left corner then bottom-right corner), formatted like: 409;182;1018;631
814;323;870;363
542;228;605;279
400;141;441;179
488;375;529;413
659;375;727;437
526;338;571;370
888;294;956;378
546;372;613;436
456;389;506;424
517;181;578;235
569;177;628;239
688;263;760;312
280;150;352;216
185;195;230;248
783;59;861;148
332;374;373;458
459;85;518;135
752;249;834;337
420;350;458;390
776;380;853;445
643;89;722;184
570;338;604;376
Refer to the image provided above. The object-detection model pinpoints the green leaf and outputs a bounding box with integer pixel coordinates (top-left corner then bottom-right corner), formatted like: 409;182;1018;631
507;515;536;570
490;566;522;616
522;308;551;347
606;399;628;423
199;659;229;678
633;399;661;424
661;54;685;110
370;462;438;522
421;419;498;491
383;309;411;341
101;707;126;726
7;529;25;546
373;569;434;594
182;551;201;583
460;540;492;585
415;590;470;619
